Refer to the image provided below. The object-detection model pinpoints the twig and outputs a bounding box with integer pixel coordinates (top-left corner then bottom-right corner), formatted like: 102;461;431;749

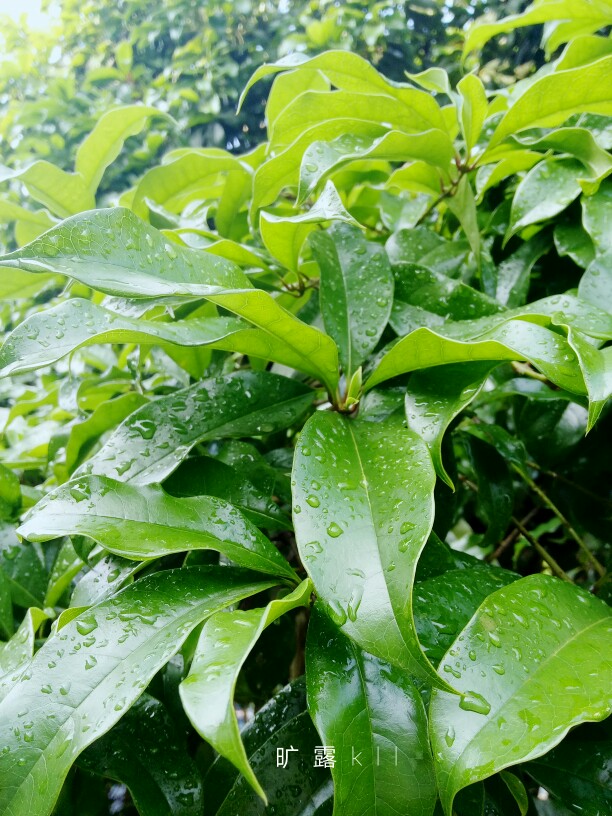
512;516;571;582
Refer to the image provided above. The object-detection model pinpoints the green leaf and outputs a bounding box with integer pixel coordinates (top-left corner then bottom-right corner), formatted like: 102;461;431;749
0;162;95;218
203;678;332;816
0;566;276;816
0;208;247;297
75;106;170;193
71;553;143;608
430;574;612;815
297;129;454;203
445;175;481;260
306;604;437;816
64;392;149;475
367;318;587;396
163;456;291;531
73;371;313;484
293;411;447;687
405;362;495;487
458;74;488;153
0;567;12;639
490;56;612;148
506;159;582;242
259;181;358;271
463;1;612;57
0;526;47;609
465;435;514;549
180;579;312;801
18;475;297;581
525;722;612;816
78;694;203;816
311;223;394;376
0;607;51;702
582;180;612;254
579;251;612;311
414;567;518;664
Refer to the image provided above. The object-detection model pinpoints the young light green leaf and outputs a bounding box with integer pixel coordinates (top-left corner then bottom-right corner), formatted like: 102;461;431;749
78;694;203;816
73;371;313;484
406;362;495;487
582;180;612;254
180;579;312;801
311;222;394;376
259;180;358;271
430;575;612;816
306;604;437;816
293;411;449;688
458;74;488;153
0;566;277;816
297;129;454;203
19;475;297;580
506;159;582;242
0;161;95;218
75;106;171;193
490;56;612;148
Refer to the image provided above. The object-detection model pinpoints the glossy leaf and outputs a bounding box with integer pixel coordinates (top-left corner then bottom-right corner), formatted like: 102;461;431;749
307;604;437;816
18;475;297;580
414;567;518;664
405;362;494;487
506;159;582;241
458;74;488;153
259;181;358;271
0;566;276;816
204;678;332;816
0;161;95;218
293;411;447;687
78;694;203;816
74;371;313;484
0;607;51;702
311;223;394;376
180;580;312;800
490;57;612;148
430;575;612;815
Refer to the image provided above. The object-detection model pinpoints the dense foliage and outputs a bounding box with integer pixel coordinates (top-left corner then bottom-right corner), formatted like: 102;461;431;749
1;1;612;815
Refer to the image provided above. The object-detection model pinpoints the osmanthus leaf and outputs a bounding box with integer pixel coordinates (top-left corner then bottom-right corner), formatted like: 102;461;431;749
0;198;56;245
525;720;612;815
0;161;95;219
306;604;438;816
259;180;358;271
64;392;149;475
164;456;291;531
297;128;454;203
0;207;247;298
180;579;312;801
131;150;252;237
269;90;446;154
365;319;587;396
465;437;514;550
475;151;542;201
0;525;47;609
71;553;143;608
489;56;612;148
252;119;388;214
72;371;314;484
429;574;612;816
18;475;297;581
567;329;612;429
75;106;171;193
203;678;332;816
77;694;203;816
264;65;330;128
0;566;277;816
582;180;612;254
405;362;495;487
0;567;12;638
463;0;612;57
413;567;519;665
506;159;583;242
579;252;612;314
311;223;393;376
0;296;337;389
457;74;488;153
292;411;448;688
0;607;51;702
240;50;446;132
